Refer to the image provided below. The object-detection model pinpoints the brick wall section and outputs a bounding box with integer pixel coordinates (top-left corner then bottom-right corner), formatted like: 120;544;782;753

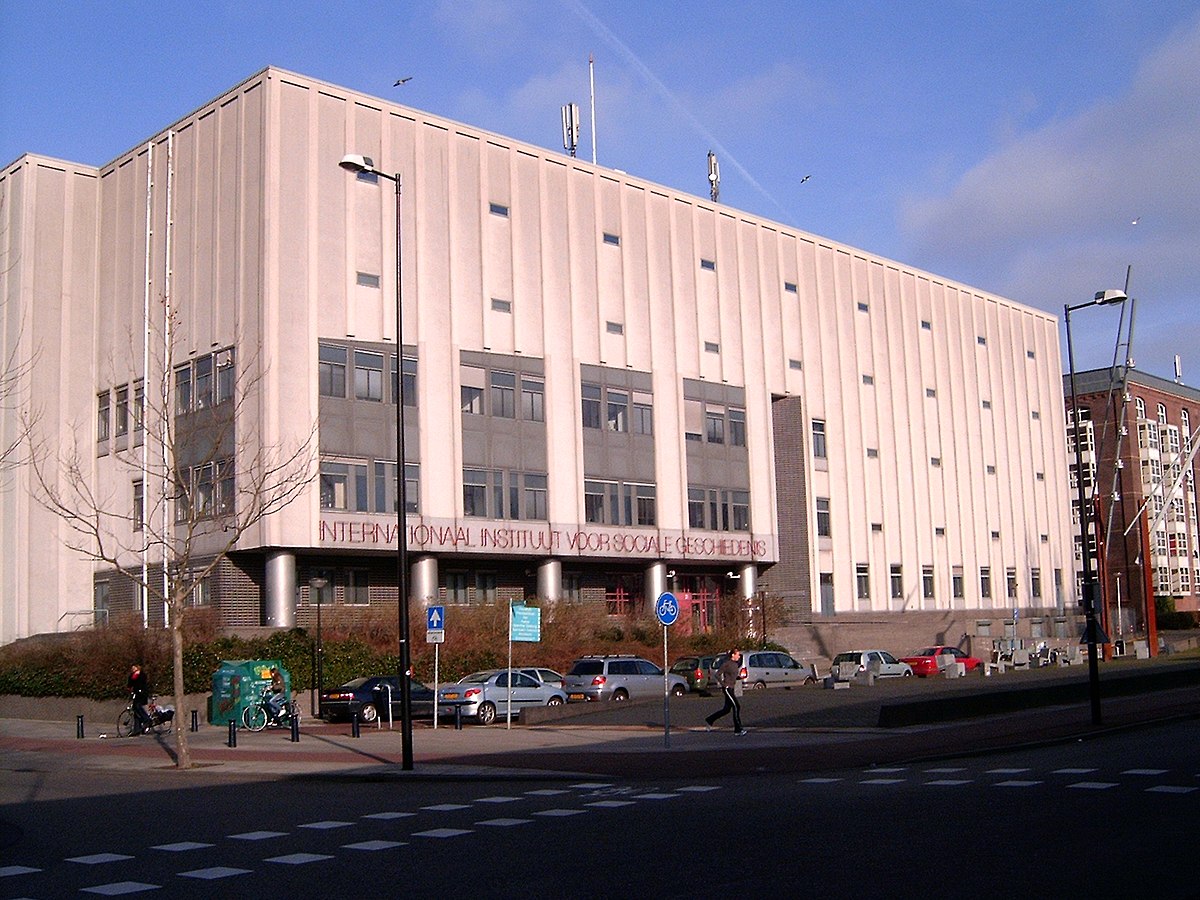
762;396;811;617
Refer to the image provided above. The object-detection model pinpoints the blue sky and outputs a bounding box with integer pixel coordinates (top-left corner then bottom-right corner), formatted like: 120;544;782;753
2;1;1196;381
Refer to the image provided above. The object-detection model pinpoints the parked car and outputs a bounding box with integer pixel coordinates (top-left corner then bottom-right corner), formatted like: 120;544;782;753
830;649;913;680
901;646;984;677
518;667;565;689
320;676;437;723
564;655;689;702
708;650;815;690
670;655;716;692
437;669;566;725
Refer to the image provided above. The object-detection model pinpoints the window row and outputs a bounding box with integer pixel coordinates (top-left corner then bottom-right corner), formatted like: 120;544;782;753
582;383;653;435
462;366;544;422
463;469;548;521
584;480;657;527
319;344;417;406
175;348;235;415
684;400;745;447
98;381;145;444
854;564;1045;602
688;487;751;532
174;459;235;522
320;459;420;514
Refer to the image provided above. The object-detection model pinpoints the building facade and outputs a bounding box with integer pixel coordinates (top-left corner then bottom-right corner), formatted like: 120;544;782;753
1066;367;1200;639
0;67;1080;645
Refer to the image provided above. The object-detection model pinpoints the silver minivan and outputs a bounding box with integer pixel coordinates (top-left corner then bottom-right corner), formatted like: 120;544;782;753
710;651;815;690
564;655;689;701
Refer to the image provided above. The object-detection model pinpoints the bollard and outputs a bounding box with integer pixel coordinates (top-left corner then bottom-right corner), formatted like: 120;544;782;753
76;714;85;739
351;710;360;738
454;704;463;731
191;709;199;732
228;719;237;748
290;713;300;743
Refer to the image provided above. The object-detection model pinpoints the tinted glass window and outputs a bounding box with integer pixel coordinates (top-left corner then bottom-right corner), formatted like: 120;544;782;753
636;660;661;676
569;660;603;676
610;661;638;676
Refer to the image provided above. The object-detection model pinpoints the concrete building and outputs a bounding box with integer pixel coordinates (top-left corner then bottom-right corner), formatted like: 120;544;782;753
1;67;1082;646
1066;367;1200;647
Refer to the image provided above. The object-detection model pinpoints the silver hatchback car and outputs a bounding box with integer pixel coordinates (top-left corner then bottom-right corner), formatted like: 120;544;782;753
564;655;689;702
831;649;913;680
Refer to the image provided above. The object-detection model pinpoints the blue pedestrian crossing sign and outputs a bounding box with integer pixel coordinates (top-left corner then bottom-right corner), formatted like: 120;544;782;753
655;591;680;626
426;605;445;644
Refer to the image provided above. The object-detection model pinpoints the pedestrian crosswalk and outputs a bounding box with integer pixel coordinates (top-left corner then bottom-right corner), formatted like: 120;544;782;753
799;763;1199;794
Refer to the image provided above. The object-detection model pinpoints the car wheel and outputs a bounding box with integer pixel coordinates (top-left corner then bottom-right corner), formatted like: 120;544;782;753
358;703;378;724
477;702;497;726
903;670;912;677
547;695;564;706
670;684;686;698
752;681;766;690
612;688;629;702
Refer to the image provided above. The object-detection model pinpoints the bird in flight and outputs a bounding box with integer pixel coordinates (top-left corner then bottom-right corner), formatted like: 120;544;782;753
800;175;811;184
394;77;412;86
1131;216;1140;225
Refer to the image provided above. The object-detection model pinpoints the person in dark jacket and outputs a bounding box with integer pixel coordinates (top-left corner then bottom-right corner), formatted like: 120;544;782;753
704;648;747;735
127;664;151;734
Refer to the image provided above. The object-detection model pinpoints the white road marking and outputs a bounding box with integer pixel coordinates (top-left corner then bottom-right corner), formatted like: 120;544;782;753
1067;782;1118;790
476;818;533;827
300;820;354;829
422;803;470;811
81;881;159;895
534;808;587;817
179;867;251;879
1053;768;1097;775
1146;786;1197;794
413;828;472;838
799;777;842;784
926;779;972;786
677;785;721;792
229;831;288;841
1122;769;1168;776
994;780;1042;787
586;800;635;808
0;865;41;876
363;811;414;820
633;792;678;799
476;796;522;803
68;854;135;864
525;789;569;796
152;842;213;852
987;768;1031;774
343;840;406;850
265;853;334;865
861;778;905;785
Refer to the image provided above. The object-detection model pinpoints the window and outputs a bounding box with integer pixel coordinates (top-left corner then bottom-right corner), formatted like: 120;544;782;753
705;410;725;444
194;355;213;409
174;365;192;414
133;382;144;434
319;345;347;398
789;359;802;370
393;354;417;406
490;371;516;418
114;386;129;437
871;523;883;532
585;481;608;524
931;457;942;467
356;169;379;184
523;474;548;520
189;576;212;608
320;461;368;512
952;568;964;599
607;390;628;432
811;419;827;459
980;567;992;599
489;202;509;217
857;302;869;313
977;336;987;346
216;459;235;515
603;232;620;246
729;408;746;447
1007;568;1018;599
345;570;370;606
890;565;903;600
866;448;879;459
687;488;705;528
700;258;716;271
132;480;144;532
922;566;935;599
97;392;111;442
491;297;512;313
606;320;624;335
986;465;996;475
856;564;870;600
216;350;235;405
446;572;470;604
862;374;874;385
1027;350;1036;359
704;341;720;354
730;491;750;531
461;385;484;415
356;272;380;288
463;469;488;517
926;388;936;398
581;383;601;429
1158;402;1168;424
1031;410;1040;420
815;498;831;537
633;397;653;436
633;484;657;526
982;400;991;409
1032;568;1044;599
1036;472;1045;481
354;350;384;402
784;281;798;293
521;377;544;422
921;320;932;330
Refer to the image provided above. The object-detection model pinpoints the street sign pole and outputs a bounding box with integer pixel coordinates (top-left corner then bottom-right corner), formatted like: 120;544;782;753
655;592;680;749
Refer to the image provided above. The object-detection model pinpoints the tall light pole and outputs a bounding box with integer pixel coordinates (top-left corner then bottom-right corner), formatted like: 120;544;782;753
309;575;328;718
1065;288;1127;726
339;154;413;769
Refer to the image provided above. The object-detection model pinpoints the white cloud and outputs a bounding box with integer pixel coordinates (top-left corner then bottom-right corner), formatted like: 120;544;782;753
899;14;1200;378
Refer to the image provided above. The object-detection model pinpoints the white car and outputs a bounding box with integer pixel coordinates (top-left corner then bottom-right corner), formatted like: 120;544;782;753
831;650;913;680
437;669;566;725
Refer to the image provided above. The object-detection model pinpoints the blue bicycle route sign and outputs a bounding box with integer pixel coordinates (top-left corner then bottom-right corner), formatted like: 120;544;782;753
655;591;679;627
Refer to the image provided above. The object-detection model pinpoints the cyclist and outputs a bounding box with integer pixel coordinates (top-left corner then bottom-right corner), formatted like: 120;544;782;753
264;667;287;721
127;664;152;735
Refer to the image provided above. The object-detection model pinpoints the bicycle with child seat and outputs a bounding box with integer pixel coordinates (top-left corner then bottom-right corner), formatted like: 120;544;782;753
116;694;174;737
241;689;301;732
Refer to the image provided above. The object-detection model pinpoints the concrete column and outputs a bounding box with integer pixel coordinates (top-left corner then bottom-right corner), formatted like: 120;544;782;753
738;563;758;600
537;558;562;602
645;561;671;602
411;555;439;603
263;550;296;627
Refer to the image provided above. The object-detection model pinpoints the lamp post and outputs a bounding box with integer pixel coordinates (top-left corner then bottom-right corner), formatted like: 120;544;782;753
309;575;328;718
339;153;413;770
1064;288;1127;726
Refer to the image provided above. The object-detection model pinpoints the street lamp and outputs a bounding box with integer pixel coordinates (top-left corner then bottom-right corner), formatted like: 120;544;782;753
339;153;413;770
1064;288;1127;726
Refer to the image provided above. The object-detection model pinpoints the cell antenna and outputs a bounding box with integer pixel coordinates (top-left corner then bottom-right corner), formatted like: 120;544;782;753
707;151;720;203
561;103;580;158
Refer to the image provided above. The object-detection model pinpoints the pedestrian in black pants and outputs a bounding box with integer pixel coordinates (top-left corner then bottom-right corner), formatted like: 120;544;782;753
705;648;747;735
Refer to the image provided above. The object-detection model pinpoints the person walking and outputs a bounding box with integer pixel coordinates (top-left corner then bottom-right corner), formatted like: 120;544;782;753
705;648;747;735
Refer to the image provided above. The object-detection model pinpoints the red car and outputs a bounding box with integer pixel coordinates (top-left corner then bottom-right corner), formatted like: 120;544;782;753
901;646;983;677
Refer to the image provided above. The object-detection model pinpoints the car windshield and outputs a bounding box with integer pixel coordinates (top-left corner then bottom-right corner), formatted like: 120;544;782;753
460;671;495;684
832;653;859;664
338;677;371;690
568;660;603;676
914;648;939;657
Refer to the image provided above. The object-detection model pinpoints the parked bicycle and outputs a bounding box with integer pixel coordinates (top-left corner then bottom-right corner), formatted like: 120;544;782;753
241;689;301;732
116;694;174;737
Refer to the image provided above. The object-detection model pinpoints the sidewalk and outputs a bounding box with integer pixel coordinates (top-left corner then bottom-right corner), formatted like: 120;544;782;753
1;670;1196;780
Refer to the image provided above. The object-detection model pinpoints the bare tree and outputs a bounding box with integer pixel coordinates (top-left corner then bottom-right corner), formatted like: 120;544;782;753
30;313;316;768
0;192;37;473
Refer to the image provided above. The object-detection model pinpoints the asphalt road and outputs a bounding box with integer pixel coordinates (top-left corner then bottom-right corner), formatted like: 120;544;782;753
1;717;1197;898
